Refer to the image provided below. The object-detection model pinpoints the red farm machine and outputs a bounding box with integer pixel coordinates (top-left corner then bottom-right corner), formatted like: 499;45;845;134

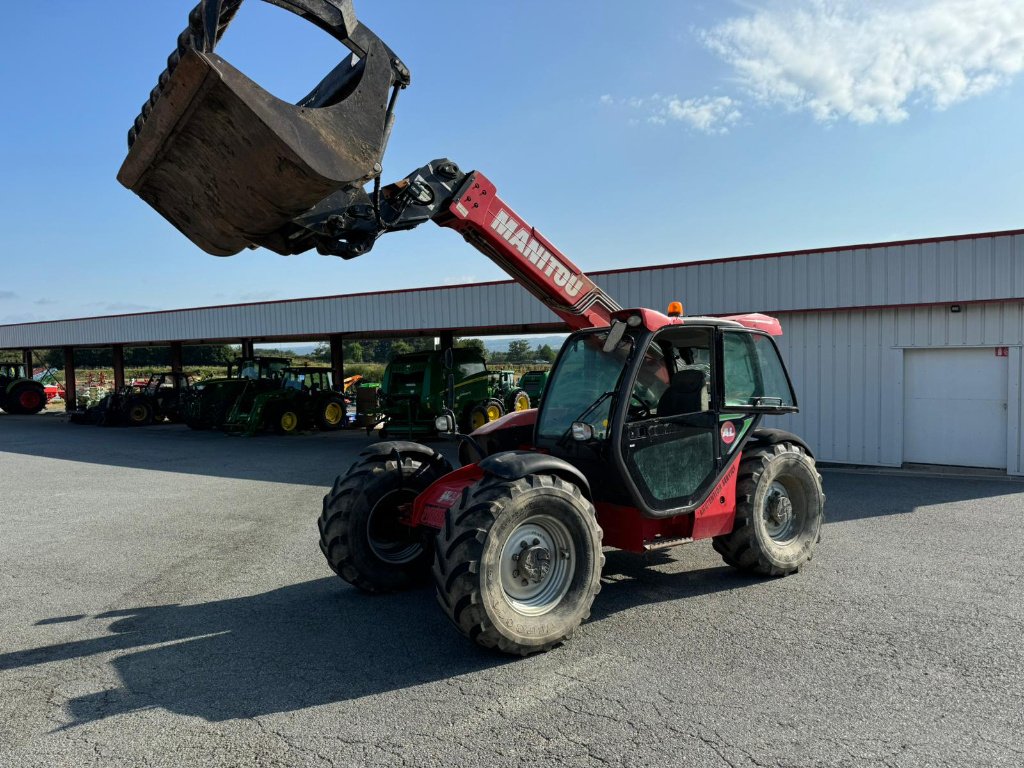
118;0;825;655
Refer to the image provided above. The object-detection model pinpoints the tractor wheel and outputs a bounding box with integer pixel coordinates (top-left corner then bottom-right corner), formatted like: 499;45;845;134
319;445;453;593
5;384;46;415
485;399;504;422
508;388;531;412
433;473;603;655
273;408;301;435
712;442;825;577
124;400;154;426
468;405;489;432
317;396;346;431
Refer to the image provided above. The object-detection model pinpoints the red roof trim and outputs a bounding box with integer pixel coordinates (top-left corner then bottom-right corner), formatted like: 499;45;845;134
1;227;1021;330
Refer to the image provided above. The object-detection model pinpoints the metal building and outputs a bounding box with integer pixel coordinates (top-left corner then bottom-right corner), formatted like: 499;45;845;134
2;228;1022;474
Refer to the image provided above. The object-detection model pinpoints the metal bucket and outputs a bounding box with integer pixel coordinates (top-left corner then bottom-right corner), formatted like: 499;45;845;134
117;0;407;256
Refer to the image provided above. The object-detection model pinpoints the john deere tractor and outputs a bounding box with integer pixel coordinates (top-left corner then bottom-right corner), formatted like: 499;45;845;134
0;363;47;415
181;356;289;430
224;365;349;435
378;349;530;438
70;372;195;426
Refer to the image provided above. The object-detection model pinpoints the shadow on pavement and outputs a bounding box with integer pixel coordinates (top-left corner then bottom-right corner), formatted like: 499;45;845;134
3;558;750;727
0;414;418;487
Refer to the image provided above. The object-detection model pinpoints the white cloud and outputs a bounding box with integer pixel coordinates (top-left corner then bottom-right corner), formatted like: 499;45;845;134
602;94;742;134
656;95;742;133
704;0;1024;124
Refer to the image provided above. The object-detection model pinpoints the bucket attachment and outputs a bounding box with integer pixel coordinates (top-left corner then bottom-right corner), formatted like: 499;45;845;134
117;0;409;256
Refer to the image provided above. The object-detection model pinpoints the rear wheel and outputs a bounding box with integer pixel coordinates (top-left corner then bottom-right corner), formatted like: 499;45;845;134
5;384;46;415
433;474;603;655
712;442;824;576
319;445;453;593
124;399;154;426
317;396;346;431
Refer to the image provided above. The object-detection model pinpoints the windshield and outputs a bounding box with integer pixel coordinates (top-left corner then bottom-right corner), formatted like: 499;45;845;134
536;329;634;441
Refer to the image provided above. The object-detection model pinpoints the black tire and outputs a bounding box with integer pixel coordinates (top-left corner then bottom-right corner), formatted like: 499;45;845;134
123;399;154;426
485;398;505;422
712;442;824;576
319;445;453;593
433;473;603;656
506;388;531;413
4;383;46;415
468;405;489;432
272;407;301;435
316;396;347;431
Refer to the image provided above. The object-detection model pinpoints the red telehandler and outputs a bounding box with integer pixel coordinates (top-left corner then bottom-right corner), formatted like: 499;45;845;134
119;0;825;655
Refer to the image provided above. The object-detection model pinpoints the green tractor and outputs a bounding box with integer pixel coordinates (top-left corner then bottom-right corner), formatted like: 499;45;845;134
378;348;531;438
70;372;196;426
181;356;289;430
516;369;549;408
224;365;349;435
0;363;47;415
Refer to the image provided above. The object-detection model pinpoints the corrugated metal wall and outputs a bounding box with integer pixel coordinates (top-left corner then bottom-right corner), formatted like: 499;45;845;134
2;230;1023;348
771;301;1024;474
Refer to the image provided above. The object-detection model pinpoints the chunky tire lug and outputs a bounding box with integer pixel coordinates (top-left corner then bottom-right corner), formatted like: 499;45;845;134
319;444;453;593
713;442;825;577
432;473;603;656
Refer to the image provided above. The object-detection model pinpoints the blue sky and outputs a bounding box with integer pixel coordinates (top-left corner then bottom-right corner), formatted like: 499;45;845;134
2;0;1024;325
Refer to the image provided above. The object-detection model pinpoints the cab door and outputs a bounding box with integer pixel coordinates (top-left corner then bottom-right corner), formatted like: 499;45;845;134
618;327;722;516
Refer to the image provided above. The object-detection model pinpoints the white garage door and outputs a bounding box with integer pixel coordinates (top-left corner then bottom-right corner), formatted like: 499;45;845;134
903;348;1008;469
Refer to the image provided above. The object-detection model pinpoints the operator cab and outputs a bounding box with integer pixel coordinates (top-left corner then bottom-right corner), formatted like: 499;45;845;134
535;311;798;518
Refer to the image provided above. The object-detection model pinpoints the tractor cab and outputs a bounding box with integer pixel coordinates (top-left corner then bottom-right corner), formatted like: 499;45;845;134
532;311;797;520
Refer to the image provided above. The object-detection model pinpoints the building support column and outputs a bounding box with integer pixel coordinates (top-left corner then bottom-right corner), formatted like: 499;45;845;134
112;345;125;390
63;347;76;411
169;341;184;393
439;331;455;358
21;348;33;373
329;334;345;391
240;338;255;357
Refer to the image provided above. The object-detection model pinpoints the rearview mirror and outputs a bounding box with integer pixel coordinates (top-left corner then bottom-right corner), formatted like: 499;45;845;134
446;372;455;409
443;347;454;371
602;320;626;353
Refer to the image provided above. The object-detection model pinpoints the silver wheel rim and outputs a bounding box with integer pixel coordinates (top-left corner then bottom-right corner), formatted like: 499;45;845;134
763;480;799;543
367;489;421;564
499;514;575;616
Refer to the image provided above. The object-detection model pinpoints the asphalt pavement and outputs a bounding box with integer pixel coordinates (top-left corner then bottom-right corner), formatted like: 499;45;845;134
1;413;1022;767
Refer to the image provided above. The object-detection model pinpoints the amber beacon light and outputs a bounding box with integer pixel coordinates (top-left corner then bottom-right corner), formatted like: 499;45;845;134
667;301;684;317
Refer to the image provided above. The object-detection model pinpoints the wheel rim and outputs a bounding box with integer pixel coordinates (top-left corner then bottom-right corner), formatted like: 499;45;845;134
367;489;422;564
514;393;530;411
323;402;343;425
762;479;803;543
130;405;147;422
485;403;502;421
470;410;486;430
499;515;575;616
19;391;42;410
280;411;298;432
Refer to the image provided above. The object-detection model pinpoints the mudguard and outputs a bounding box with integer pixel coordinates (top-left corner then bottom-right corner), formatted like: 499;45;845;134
478;451;592;499
749;428;815;457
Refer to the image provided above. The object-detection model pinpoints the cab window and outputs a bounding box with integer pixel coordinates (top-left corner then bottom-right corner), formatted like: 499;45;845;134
722;331;795;409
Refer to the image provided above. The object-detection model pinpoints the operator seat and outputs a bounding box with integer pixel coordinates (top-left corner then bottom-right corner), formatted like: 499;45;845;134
656;370;705;417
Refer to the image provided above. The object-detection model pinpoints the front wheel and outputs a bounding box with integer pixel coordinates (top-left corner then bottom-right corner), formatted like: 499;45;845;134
319;445;453;593
317;396;347;431
433;474;603;655
713;442;824;576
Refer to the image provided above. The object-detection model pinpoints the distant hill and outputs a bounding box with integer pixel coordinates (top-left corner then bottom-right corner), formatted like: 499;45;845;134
480;335;567;353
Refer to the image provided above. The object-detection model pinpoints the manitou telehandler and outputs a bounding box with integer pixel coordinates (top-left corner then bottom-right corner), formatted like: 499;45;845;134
118;0;825;655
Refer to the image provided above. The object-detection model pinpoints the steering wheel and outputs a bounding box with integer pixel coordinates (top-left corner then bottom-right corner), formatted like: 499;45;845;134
628;393;652;420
